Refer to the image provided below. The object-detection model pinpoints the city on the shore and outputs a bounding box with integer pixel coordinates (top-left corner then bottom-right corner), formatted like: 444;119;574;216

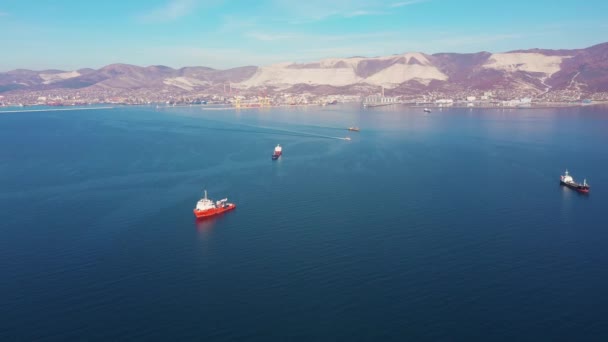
1;86;607;109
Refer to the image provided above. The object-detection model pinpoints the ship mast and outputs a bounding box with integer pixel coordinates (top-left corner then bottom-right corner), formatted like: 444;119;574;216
204;190;207;200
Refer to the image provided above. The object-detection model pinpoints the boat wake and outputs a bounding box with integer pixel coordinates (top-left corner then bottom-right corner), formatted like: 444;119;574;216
255;126;345;140
295;124;348;131
196;116;345;140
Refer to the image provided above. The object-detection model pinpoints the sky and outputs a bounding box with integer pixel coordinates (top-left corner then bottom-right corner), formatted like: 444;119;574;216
1;0;607;71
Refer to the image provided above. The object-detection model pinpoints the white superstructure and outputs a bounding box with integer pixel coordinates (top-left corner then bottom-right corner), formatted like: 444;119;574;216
561;170;574;184
196;190;216;211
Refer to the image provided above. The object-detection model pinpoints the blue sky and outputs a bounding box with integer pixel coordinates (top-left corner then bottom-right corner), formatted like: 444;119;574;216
1;0;607;71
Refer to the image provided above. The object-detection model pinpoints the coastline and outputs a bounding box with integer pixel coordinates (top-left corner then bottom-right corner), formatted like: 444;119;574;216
371;101;608;110
0;106;115;114
2;101;607;113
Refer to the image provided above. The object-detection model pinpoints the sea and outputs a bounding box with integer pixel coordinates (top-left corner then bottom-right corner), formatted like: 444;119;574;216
1;104;607;341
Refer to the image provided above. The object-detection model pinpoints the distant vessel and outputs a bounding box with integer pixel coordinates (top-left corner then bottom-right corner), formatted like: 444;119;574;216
424;108;431;113
348;127;360;132
193;190;236;218
560;170;590;193
272;144;282;160
344;137;351;141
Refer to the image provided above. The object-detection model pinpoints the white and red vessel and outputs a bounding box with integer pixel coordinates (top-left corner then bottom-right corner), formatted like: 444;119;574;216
560;169;590;194
193;190;236;219
272;144;282;160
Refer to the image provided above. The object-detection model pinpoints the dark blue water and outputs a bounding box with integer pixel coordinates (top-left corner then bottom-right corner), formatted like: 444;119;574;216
1;105;607;341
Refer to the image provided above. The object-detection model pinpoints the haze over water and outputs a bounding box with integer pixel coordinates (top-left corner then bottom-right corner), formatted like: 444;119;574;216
1;105;607;340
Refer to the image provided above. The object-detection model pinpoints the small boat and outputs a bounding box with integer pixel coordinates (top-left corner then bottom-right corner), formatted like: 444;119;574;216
423;108;431;113
348;127;360;132
344;137;351;141
560;169;590;193
272;144;282;160
193;190;236;218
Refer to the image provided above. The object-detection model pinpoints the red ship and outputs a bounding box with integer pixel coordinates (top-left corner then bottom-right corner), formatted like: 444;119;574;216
272;144;282;160
560;170;590;193
193;190;236;218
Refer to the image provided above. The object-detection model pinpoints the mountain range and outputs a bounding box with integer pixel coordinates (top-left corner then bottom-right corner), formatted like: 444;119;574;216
2;42;607;96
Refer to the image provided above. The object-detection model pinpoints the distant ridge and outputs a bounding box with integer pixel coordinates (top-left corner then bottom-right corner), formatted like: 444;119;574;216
1;42;607;95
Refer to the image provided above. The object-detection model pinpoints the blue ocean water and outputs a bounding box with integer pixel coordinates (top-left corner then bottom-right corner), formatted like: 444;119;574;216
1;105;607;341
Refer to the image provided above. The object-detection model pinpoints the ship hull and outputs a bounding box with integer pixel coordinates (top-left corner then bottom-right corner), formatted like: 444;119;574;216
193;204;236;218
272;152;282;160
560;180;590;193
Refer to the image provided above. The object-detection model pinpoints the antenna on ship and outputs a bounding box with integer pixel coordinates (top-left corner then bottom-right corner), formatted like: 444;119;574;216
204;189;207;200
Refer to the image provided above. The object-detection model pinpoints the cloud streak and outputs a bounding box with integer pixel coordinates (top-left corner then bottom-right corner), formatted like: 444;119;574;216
343;10;386;18
137;0;198;22
275;0;426;24
245;31;398;43
435;33;522;47
283;10;385;24
390;0;428;8
245;32;295;41
218;15;259;33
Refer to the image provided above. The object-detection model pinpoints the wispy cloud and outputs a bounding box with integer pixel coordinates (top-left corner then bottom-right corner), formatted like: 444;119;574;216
271;0;390;24
273;0;425;24
218;15;259;33
343;10;386;18
137;0;198;22
245;32;295;41
322;32;398;42
436;33;522;47
0;11;9;17
390;0;428;8
283;10;385;24
245;31;398;43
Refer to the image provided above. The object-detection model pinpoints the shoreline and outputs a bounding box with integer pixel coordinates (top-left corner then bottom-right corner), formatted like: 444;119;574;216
1;101;606;114
368;101;608;110
0;106;115;114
